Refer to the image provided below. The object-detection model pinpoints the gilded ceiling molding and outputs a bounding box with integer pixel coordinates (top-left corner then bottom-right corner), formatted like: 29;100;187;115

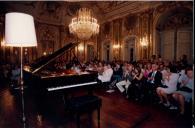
66;3;80;17
101;2;155;24
161;13;192;30
156;1;192;13
22;1;37;9
37;1;62;25
95;1;128;14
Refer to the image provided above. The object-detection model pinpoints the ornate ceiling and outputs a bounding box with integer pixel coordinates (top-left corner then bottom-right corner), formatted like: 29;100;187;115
0;1;158;25
0;1;193;26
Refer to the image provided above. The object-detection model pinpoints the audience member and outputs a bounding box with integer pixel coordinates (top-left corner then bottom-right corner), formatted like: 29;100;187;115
147;63;162;87
171;67;193;115
156;66;179;107
116;64;133;94
144;63;162;102
128;66;144;100
98;63;113;83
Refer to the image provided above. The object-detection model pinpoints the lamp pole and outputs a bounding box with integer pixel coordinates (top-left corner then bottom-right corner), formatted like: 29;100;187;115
20;46;26;128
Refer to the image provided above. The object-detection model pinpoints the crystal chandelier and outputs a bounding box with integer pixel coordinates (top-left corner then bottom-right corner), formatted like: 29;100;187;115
69;8;99;40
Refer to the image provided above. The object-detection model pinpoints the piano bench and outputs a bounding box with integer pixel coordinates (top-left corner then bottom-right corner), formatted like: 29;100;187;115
67;95;102;128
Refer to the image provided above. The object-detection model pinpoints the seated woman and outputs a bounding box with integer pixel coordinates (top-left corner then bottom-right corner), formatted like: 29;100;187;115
128;66;144;100
172;67;193;115
143;62;152;79
156;66;179;107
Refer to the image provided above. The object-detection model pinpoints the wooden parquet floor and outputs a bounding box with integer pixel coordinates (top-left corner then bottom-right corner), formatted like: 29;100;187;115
0;82;193;128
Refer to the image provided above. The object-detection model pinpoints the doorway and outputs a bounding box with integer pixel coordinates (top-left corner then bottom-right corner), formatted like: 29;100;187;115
102;39;111;62
130;48;134;62
124;36;136;62
87;45;94;61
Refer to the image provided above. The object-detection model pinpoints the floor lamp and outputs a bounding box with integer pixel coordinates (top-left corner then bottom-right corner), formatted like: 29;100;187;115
5;12;37;128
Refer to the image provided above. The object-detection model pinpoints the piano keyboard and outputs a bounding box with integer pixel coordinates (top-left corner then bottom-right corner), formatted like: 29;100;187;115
47;81;98;91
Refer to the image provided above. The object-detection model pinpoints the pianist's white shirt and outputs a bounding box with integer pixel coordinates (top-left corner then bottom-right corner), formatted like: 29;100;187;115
98;67;113;83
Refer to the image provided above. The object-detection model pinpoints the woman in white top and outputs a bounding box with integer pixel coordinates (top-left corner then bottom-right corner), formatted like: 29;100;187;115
172;67;193;115
156;66;179;107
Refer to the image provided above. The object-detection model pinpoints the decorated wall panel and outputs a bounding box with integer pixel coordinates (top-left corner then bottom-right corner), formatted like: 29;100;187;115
36;23;60;57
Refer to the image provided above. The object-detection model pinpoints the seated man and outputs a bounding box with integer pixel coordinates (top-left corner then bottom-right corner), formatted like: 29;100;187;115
116;64;133;94
98;63;113;83
147;63;162;89
145;63;162;101
172;67;193;115
156;66;179;107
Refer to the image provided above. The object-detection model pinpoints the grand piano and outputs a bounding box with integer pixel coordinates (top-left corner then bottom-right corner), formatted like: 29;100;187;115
23;42;98;115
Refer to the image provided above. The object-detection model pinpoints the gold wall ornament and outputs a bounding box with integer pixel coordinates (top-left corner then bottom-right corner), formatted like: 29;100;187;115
140;34;149;59
69;8;99;40
140;35;148;47
1;37;6;47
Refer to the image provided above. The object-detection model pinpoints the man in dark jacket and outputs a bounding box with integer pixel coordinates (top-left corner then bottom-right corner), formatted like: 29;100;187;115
145;63;162;102
147;63;162;87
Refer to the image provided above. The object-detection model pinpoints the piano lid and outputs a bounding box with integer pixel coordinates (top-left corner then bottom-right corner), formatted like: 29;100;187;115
28;42;77;74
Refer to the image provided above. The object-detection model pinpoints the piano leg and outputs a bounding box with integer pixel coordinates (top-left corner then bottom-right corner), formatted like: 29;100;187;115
62;95;66;105
87;86;94;95
98;107;100;128
35;87;47;118
62;90;73;109
62;92;69;108
76;113;80;128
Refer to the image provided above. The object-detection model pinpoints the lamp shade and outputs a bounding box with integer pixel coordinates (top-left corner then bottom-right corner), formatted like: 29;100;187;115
5;12;37;47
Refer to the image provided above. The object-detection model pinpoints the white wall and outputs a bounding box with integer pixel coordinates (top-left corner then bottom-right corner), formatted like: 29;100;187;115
161;30;175;61
177;28;193;63
161;28;193;63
